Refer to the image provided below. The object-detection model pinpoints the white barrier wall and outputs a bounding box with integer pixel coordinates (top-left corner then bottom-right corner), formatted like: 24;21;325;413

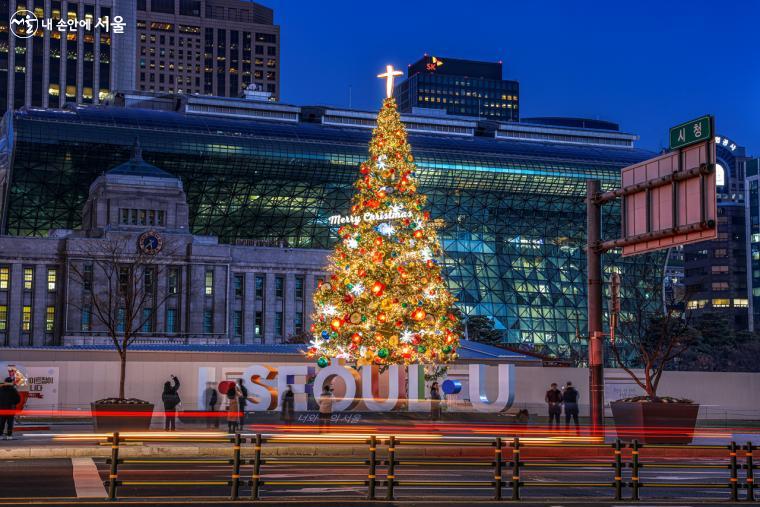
2;351;759;420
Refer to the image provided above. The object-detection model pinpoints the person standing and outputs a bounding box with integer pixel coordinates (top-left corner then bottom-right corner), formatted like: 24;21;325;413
281;385;295;425
0;377;21;440
205;383;219;429
236;379;249;430
545;383;563;430
161;375;181;431
562;381;580;431
317;385;333;432
430;382;442;421
226;384;241;434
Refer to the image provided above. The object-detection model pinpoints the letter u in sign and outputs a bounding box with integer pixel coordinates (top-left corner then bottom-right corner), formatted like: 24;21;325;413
467;364;515;413
361;365;401;411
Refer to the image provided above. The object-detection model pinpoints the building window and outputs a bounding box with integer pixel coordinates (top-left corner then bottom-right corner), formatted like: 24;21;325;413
142;308;153;332
714;249;728;258
255;275;264;298
294;311;303;334
0;267;8;290
233;310;242;337
23;267;33;290
22;306;32;332
205;269;214;295
203;310;213;333
255;311;263;336
275;311;283;337
275;276;284;298
81;306;92;332
119;267;130;294
117;308;125;333
0;305;7;331
168;268;178;294
166;308;177;333
83;264;93;291
712;282;729;291
295;277;304;299
47;268;57;291
711;265;729;274
46;306;55;332
712;298;731;308
234;274;244;298
144;268;154;294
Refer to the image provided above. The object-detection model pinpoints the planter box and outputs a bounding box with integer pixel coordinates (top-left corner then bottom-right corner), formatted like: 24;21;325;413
610;401;699;444
91;402;154;432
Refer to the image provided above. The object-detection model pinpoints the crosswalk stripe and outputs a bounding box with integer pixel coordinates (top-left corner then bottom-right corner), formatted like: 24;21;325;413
71;458;107;498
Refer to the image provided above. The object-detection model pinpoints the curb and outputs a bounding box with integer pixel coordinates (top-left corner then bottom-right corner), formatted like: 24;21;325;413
0;442;733;460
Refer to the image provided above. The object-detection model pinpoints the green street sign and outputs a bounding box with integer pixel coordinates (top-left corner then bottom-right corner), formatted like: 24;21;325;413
669;115;712;150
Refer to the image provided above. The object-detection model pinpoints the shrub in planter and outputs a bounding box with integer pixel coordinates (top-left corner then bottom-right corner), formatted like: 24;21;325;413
609;302;701;443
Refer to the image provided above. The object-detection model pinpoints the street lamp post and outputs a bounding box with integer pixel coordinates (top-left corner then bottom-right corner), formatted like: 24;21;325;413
586;180;605;433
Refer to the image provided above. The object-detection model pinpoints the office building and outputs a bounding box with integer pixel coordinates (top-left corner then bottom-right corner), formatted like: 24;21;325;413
135;0;279;98
684;135;751;329
0;145;326;346
0;0;136;111
743;154;760;331
394;55;519;121
0;94;661;356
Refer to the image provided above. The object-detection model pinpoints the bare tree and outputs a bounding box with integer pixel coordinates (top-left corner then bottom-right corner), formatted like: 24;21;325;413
67;236;177;400
610;260;699;400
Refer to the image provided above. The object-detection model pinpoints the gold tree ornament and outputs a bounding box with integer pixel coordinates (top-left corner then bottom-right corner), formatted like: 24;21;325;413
309;92;460;366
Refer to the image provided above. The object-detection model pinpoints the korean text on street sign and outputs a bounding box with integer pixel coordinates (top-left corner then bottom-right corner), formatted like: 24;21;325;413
669;115;711;150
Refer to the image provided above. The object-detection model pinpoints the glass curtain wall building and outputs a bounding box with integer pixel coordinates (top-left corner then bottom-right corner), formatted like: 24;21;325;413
0;103;660;358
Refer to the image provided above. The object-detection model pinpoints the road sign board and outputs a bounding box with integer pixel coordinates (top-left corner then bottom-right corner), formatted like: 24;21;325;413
669;115;711;150
619;138;717;256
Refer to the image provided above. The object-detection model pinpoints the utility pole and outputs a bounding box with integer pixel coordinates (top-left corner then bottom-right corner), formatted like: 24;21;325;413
586;179;604;433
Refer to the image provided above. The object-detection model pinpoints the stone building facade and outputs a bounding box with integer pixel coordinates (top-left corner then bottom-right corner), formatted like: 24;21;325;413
0;146;327;347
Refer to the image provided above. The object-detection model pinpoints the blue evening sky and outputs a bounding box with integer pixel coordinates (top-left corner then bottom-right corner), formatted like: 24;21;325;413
267;0;759;154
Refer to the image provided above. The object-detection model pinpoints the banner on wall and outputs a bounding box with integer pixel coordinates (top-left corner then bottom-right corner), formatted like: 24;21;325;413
23;367;60;410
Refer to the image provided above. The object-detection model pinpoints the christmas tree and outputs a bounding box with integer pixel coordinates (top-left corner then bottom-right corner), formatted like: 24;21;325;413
308;66;460;367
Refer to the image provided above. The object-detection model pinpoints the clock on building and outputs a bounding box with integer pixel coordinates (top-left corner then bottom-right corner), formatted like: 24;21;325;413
138;230;163;255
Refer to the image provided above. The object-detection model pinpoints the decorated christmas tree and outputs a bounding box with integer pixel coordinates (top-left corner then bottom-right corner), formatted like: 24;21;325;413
308;66;461;367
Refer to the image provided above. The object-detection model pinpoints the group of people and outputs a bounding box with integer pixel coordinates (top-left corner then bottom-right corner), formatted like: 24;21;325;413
544;381;580;429
201;378;259;433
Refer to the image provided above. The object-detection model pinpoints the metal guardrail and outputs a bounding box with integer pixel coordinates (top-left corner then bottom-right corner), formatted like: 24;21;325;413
102;432;755;501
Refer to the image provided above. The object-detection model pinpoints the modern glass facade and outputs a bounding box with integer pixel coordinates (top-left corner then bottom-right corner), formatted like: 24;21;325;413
0;105;662;357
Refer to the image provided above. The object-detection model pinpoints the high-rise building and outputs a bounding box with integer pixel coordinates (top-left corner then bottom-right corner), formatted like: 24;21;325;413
0;0;136;111
394;55;519;121
743;156;760;331
684;135;751;329
135;0;279;98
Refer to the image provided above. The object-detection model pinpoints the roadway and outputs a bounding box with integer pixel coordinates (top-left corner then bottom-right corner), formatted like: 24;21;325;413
0;456;746;503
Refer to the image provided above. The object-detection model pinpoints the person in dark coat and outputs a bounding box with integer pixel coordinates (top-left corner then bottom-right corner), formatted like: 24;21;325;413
236;379;249;428
161;375;181;431
562;381;580;431
280;385;295;424
545;383;563;430
205;383;219;429
0;377;21;440
430;382;442;421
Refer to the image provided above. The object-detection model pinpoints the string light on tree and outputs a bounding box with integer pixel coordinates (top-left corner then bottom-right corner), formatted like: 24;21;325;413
308;65;461;366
